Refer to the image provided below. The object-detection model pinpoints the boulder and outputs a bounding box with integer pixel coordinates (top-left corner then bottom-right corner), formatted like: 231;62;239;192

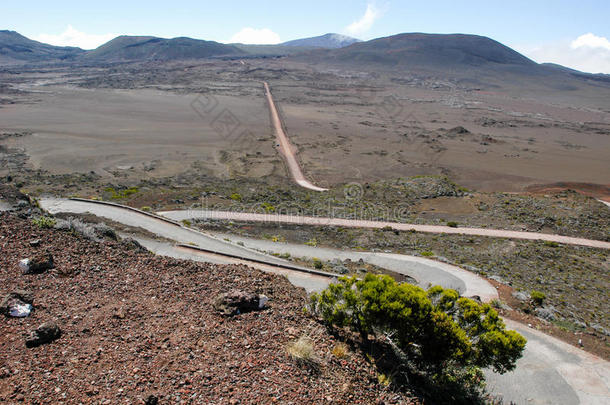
535;306;556;321
213;290;268;316
511;291;530;302
1;290;34;317
25;321;61;348
20;252;54;274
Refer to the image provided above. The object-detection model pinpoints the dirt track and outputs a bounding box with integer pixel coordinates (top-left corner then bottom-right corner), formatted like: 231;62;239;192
159;209;610;250
263;82;327;192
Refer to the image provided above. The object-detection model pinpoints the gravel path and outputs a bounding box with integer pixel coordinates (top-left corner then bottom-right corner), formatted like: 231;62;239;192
158;209;610;250
263;82;328;192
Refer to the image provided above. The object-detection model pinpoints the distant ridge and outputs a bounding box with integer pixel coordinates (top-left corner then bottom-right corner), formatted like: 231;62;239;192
83;35;244;62
281;33;361;49
0;30;84;63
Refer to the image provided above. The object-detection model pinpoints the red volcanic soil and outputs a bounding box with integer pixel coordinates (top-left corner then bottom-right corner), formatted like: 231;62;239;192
0;213;414;404
526;182;610;202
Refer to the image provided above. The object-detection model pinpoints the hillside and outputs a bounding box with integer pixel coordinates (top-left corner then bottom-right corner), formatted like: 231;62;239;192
0;30;84;64
81;35;245;62
282;33;361;49
0;205;414;404
295;33;536;70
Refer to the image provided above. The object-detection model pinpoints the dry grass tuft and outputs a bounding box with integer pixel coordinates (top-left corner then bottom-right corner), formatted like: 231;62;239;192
287;336;319;369
331;342;349;359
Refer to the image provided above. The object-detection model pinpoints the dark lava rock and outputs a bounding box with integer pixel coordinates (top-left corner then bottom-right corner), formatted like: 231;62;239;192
144;394;159;405
25;321;61;348
21;252;54;274
213;290;267;316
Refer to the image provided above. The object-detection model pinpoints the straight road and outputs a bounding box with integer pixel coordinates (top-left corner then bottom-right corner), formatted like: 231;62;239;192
263;82;328;192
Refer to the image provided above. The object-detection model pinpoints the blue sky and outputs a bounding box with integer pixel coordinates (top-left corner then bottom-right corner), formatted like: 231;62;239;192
3;1;610;73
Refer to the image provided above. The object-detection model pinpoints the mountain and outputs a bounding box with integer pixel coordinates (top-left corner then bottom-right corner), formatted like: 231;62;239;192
297;33;536;71
0;30;84;64
82;35;245;62
281;33;361;49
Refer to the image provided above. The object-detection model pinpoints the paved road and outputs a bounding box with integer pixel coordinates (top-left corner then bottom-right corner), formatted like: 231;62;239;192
40;198;610;404
158;209;610;250
211;232;498;301
263;82;328;192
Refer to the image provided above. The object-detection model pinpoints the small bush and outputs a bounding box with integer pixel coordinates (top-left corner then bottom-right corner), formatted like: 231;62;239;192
229;193;242;201
261;202;275;213
543;241;559;248
32;216;56;228
182;219;192;227
420;250;435;257
312;258;324;269
446;221;459;228
305;238;318;247
106;186;139;200
531;290;546;306
141;206;152;212
310;275;526;376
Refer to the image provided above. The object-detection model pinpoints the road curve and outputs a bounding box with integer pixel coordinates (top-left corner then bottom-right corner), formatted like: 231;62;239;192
39;198;610;404
263;82;328;192
158;209;610;250
198;232;610;405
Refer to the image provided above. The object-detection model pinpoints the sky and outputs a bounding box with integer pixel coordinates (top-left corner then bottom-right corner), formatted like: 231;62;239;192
2;0;610;73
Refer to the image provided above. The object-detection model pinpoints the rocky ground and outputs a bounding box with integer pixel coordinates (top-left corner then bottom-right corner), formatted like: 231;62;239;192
0;210;417;404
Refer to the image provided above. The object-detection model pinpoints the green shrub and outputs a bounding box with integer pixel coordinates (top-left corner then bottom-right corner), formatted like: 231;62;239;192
106;186;139;200
446;221;459;228
261;202;275;213
229;193;242;201
181;219;192;227
32;216;57;228
312;258;324;269
531;290;546;306
420;250;435;257
310;274;526;375
305;238;318;247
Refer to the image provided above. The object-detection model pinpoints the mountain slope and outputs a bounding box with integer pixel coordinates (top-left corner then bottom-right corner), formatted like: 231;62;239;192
0;30;84;63
83;35;245;62
304;33;536;69
281;33;361;49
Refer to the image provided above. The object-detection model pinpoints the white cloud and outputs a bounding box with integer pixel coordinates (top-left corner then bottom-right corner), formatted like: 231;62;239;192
516;33;610;74
229;27;281;44
571;33;610;51
34;25;117;50
345;3;380;36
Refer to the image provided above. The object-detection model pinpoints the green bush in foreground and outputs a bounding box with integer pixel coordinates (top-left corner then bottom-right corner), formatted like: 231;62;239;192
310;274;526;375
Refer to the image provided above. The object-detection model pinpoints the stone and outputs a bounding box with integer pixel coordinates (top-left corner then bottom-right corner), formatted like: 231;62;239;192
511;291;530;302
1;290;34;317
535;307;556;321
213;290;268;316
144;395;159;405
25;321;61;348
20;252;54;274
